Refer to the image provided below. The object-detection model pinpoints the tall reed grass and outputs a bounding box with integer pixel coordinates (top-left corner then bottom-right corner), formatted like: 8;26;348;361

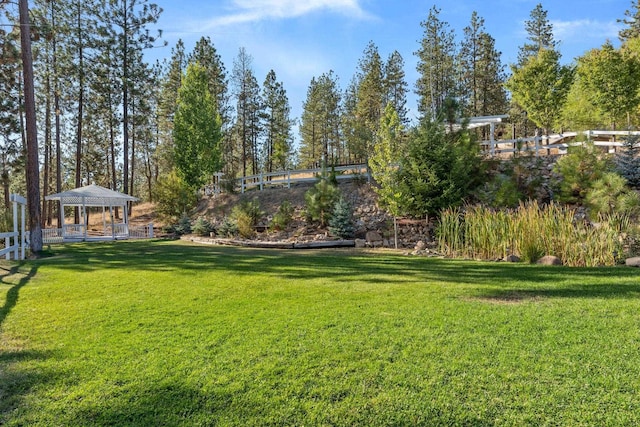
437;201;625;267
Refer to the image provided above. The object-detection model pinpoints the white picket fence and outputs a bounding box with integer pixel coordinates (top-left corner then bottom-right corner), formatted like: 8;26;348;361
0;194;27;260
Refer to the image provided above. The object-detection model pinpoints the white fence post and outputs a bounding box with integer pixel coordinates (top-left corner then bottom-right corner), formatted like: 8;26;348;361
12;195;18;259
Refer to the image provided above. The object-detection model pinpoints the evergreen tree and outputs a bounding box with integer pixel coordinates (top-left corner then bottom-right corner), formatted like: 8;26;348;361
397;118;482;217
383;50;409;124
261;70;293;172
341;77;359;163
299;71;342;167
173;63;223;190
19;0;43;252
188;37;230;126
0;27;21;210
415;6;457;119
91;37;122;192
458;11;508;120
328;196;355;239
304;164;340;227
354;41;385;162
619;0;640;42
231;47;263;176
615;134;640;188
517;3;557;66
513;3;558;136
101;0;164;195
553;143;610;204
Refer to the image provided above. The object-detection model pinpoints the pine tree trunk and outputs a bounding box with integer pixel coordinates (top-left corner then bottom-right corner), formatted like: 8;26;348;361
122;0;130;195
19;0;42;254
52;0;63;227
74;1;84;223
43;71;51;227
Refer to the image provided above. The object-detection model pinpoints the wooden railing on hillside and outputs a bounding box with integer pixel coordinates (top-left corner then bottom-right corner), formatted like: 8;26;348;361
203;130;639;195
481;130;639;157
205;164;370;195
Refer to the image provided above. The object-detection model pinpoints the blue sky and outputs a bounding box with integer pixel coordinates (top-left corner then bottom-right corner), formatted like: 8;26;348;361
152;0;628;124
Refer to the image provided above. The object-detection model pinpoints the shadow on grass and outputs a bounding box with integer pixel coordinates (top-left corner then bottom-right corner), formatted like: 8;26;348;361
56;380;496;427
0;264;39;328
60;382;235;426
1;264;48;424
35;240;640;300
0;349;60;424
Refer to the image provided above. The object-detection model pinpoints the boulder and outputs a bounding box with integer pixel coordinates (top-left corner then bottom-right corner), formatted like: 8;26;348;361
365;230;383;243
625;257;640;267
537;255;562;266
354;238;366;249
414;241;427;251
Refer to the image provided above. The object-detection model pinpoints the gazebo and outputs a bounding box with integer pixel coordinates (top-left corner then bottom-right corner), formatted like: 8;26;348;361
44;185;140;242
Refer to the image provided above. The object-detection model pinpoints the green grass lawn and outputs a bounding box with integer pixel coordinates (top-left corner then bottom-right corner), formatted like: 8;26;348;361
1;240;640;426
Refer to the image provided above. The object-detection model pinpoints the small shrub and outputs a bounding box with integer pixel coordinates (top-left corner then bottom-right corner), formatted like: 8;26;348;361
217;216;238;238
153;169;198;221
192;217;214;236
231;198;263;238
305;166;340;226
271;200;294;231
552;142;611;204
476;174;522;208
173;214;192;235
585;172;640;220
329;197;355;239
615;134;640;188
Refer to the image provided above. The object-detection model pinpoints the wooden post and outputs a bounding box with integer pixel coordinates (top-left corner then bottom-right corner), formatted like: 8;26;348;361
394;217;398;250
490;122;496;156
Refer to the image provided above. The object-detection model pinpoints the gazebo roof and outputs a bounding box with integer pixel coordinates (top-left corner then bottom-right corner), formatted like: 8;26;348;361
45;184;139;207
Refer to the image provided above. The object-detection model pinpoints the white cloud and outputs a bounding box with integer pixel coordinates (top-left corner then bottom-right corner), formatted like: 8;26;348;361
206;0;371;28
552;19;621;44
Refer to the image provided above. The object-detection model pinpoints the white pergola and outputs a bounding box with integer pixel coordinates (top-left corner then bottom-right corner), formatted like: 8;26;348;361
45;185;139;241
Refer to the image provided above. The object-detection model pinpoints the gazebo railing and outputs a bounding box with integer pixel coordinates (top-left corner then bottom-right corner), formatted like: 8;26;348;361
43;223;154;244
64;224;86;237
105;223;129;238
43;228;62;243
129;223;154;239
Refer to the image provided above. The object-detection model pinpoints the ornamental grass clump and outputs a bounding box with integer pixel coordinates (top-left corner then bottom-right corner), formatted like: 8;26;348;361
437;207;465;257
437;201;627;267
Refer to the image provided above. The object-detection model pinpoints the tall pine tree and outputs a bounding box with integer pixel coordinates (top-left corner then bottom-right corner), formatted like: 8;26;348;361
415;6;457;120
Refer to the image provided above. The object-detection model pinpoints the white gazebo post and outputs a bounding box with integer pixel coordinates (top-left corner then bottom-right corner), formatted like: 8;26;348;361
61;201;66;239
82;196;87;240
110;205;115;240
